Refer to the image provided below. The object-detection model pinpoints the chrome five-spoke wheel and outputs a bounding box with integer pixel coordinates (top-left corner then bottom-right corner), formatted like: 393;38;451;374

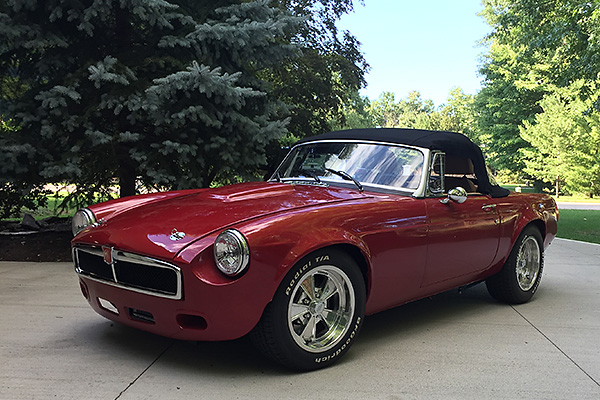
251;249;365;371
287;265;355;352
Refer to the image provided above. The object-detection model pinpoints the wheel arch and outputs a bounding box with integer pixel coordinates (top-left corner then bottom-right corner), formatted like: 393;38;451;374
272;241;372;303
508;194;557;250
320;243;371;299
242;224;374;332
528;219;546;240
250;242;369;370
256;241;372;322
512;218;546;249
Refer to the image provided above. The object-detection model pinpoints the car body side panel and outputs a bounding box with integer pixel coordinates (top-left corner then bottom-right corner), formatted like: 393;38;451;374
78;194;429;341
209;195;431;320
74;186;558;342
422;194;501;286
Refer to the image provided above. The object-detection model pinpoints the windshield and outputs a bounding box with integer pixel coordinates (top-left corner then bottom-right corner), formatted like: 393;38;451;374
273;142;424;191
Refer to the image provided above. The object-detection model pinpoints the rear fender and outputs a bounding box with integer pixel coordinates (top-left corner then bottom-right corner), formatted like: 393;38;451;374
510;196;558;250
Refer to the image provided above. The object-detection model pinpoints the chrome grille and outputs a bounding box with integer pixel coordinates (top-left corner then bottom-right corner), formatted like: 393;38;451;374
73;246;182;299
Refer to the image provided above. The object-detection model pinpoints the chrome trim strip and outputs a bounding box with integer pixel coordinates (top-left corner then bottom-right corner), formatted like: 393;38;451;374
290;138;425;152
73;246;183;300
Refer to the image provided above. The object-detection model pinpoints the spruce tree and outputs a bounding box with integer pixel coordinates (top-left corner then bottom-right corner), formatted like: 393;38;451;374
0;0;300;209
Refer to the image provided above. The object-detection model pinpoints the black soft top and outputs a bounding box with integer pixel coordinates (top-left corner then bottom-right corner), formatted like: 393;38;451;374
298;128;509;198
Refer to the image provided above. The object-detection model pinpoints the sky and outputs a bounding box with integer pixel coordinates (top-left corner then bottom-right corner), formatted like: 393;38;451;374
338;1;491;107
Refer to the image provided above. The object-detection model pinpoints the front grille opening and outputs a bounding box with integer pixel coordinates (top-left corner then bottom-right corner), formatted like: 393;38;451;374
128;308;155;324
77;250;114;281
74;246;182;299
114;261;178;295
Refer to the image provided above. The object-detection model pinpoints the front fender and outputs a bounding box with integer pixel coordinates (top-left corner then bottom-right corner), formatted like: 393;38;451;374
172;211;371;340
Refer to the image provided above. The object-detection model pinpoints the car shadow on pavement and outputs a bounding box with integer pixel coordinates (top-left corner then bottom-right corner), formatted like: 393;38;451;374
73;283;509;375
79;317;291;375
357;282;500;343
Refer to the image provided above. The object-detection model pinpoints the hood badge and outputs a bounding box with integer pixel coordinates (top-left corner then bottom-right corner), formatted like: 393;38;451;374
170;228;186;241
102;246;114;265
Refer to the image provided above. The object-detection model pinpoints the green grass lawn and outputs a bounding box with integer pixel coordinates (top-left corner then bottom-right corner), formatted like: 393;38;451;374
2;197;76;222
557;209;600;244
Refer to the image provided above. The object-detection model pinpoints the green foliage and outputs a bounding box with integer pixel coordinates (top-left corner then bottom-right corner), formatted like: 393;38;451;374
266;0;369;137
556;209;600;244
519;85;600;197
474;25;544;176
0;0;368;215
481;0;600;98
0;181;48;220
0;1;299;205
435;88;477;137
365;89;476;135
368;91;434;129
476;0;600;196
328;90;373;131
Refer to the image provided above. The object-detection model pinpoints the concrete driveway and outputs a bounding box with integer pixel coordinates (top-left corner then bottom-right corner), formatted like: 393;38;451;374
1;239;599;399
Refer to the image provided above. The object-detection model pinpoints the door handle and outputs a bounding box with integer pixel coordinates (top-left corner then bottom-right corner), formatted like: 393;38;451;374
482;204;497;212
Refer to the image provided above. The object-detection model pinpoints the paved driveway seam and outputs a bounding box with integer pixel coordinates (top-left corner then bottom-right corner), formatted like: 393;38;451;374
511;305;600;388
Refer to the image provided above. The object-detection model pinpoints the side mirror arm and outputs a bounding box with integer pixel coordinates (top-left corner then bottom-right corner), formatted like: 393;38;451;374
440;187;468;204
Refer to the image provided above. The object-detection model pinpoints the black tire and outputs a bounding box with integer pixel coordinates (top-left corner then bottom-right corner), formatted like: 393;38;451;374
251;248;366;371
486;226;544;304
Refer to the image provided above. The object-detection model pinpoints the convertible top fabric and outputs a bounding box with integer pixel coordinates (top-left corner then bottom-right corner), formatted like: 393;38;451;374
298;128;510;198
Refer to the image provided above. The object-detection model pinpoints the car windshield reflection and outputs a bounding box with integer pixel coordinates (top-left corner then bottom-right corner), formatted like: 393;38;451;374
274;142;424;192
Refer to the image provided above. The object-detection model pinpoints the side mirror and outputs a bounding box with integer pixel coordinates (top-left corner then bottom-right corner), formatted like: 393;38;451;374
440;187;467;204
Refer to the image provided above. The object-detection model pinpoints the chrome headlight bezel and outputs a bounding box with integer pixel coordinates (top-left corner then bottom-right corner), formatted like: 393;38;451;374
213;229;250;277
72;208;97;236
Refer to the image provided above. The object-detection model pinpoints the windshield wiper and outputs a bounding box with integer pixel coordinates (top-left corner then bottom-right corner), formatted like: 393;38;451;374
325;168;363;192
292;168;321;183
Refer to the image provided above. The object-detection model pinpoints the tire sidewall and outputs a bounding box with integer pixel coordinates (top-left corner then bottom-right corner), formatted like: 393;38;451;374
271;249;366;370
490;226;544;303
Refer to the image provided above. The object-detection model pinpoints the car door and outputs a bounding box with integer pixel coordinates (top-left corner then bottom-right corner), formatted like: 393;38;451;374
421;193;501;287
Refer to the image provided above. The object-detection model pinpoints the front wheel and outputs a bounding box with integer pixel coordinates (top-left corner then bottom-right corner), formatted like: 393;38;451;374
251;249;366;371
486;226;544;304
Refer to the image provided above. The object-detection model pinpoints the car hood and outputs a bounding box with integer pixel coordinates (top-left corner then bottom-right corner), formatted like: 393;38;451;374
74;182;368;260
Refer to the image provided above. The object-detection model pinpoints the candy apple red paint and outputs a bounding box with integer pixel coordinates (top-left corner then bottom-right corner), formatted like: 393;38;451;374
71;128;558;370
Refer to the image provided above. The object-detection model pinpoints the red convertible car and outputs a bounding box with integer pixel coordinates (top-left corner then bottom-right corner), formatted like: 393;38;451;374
71;128;558;370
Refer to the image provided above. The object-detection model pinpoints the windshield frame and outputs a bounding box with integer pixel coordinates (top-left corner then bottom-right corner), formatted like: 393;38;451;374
270;140;429;196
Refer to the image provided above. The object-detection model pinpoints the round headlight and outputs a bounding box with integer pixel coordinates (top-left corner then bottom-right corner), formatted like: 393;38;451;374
213;229;250;276
72;208;96;236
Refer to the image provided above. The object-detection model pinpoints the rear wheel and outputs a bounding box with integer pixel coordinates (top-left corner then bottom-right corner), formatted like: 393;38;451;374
486;226;544;304
251;249;365;371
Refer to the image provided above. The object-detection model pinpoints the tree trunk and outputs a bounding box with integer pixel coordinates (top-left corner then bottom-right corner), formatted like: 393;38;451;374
201;165;218;188
555;175;559;198
119;164;137;198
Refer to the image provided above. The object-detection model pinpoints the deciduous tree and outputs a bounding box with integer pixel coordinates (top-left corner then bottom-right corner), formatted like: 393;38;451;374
519;85;600;197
